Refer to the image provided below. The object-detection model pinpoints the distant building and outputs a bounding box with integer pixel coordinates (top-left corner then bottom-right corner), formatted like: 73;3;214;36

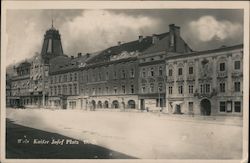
165;44;243;116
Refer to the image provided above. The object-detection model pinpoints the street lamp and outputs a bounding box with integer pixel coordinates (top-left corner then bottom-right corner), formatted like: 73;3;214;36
158;86;161;112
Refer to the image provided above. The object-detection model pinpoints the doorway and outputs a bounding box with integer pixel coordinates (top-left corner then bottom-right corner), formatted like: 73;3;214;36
200;99;211;116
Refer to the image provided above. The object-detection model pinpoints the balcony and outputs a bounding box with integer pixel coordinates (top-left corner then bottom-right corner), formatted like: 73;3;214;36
231;72;243;78
176;76;184;82
217;71;227;78
194;89;217;99
186;75;195;81
166;77;174;83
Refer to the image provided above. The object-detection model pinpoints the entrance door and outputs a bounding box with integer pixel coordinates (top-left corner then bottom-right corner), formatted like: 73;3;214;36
188;102;194;115
62;97;67;109
200;99;211;116
140;99;145;110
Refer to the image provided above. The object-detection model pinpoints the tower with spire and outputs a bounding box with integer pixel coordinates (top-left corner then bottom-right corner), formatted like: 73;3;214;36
41;20;64;64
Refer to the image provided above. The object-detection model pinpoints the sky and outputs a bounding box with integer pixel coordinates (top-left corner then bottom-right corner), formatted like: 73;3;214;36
5;9;243;66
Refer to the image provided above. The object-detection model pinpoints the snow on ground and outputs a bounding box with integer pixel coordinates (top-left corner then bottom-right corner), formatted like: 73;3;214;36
6;108;242;159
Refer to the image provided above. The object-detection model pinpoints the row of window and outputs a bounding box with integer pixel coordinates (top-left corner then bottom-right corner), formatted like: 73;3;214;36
83;68;135;82
219;82;241;93
220;101;241;113
50;73;78;84
141;66;163;78
167;82;241;95
50;84;78;96
141;83;163;93
168;60;241;77
81;85;135;95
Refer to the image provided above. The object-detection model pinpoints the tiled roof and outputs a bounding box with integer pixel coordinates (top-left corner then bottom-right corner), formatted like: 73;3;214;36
49;52;100;74
165;44;243;60
143;34;193;55
87;32;169;64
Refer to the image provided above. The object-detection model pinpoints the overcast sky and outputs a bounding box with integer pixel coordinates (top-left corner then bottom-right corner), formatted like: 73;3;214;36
6;9;243;66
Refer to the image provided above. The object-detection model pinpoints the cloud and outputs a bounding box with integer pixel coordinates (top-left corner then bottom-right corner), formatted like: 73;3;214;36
60;10;159;55
189;15;242;42
6;10;159;66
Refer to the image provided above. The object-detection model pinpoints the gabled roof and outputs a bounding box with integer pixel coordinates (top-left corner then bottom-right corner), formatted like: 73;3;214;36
87;32;169;64
49;52;100;74
142;33;193;56
165;44;243;60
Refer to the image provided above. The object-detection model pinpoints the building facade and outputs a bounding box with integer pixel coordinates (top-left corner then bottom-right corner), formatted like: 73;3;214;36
165;44;243;116
6;23;244;116
6;24;64;108
78;34;166;111
138;24;193;111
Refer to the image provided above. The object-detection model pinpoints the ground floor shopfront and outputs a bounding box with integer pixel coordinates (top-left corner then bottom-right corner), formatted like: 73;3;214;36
166;95;243;116
7;94;48;108
85;95;139;111
47;95;139;110
139;93;166;112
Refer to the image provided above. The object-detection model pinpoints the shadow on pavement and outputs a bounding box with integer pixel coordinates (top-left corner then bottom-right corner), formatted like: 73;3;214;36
6;119;136;159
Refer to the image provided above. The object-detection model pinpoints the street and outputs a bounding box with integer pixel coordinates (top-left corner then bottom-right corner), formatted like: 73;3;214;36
6;108;243;159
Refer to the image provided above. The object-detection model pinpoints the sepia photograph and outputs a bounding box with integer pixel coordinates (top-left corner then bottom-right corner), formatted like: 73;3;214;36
1;1;249;162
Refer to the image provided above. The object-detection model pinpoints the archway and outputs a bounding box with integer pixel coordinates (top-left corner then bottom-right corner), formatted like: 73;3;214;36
104;101;109;108
97;101;102;109
91;100;96;110
112;100;119;109
200;99;211;116
128;100;136;109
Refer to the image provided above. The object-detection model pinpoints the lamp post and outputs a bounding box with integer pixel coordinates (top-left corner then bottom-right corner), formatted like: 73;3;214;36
158;86;161;111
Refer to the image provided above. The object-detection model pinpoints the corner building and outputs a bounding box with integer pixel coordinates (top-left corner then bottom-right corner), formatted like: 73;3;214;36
165;44;243;116
138;24;193;111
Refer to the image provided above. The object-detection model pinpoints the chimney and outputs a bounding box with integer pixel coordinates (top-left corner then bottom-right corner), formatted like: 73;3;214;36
169;24;180;51
138;35;143;43
169;24;180;36
77;52;82;57
117;41;121;46
152;34;159;44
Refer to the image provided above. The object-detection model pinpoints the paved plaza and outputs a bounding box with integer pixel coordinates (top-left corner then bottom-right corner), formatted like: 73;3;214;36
6;108;243;159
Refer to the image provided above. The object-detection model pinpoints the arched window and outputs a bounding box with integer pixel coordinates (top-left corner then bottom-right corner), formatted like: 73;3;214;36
128;100;136;109
104;101;109;108
150;68;154;76
112;100;119;109
159;67;163;76
97;101;102;108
